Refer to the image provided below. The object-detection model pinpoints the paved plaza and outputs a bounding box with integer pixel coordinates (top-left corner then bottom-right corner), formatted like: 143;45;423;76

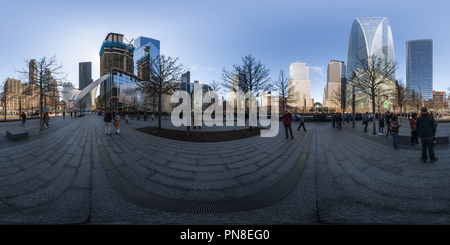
0;114;449;225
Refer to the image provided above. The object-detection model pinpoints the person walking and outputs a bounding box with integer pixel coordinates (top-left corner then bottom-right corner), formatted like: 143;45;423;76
21;112;27;125
125;113;129;124
417;107;438;163
363;112;369;132
385;111;392;138
297;113;306;131
70;111;73;118
62;110;65;119
409;113;419;146
43;111;50;128
282;110;294;139
114;113;121;134
378;114;385;135
390;115;401;150
104;111;112;135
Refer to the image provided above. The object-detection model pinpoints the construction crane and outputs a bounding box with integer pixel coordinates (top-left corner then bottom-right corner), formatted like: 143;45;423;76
123;37;134;72
418;85;424;107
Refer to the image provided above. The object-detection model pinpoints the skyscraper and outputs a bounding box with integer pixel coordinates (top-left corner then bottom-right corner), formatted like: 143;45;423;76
134;36;160;80
288;61;313;111
323;60;346;109
79;62;92;90
406;39;433;101
347;17;395;82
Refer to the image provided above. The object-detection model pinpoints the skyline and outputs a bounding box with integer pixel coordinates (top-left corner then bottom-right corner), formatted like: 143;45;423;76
1;0;449;104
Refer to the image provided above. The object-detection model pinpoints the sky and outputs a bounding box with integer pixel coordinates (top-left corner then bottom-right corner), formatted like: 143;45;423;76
1;0;449;103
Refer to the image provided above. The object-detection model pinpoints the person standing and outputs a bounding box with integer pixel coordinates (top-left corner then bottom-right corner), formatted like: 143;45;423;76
62;110;65;119
378;114;385;135
114;113;121;134
409;113;419;146
21;112;27;125
282;110;294;139
297;113;306;131
363;112;369;132
332;114;336;128
104;111;112;135
390;115;401;150
43;111;50;128
430;112;438;146
125;113;129;124
417;107;438;163
70;111;73;118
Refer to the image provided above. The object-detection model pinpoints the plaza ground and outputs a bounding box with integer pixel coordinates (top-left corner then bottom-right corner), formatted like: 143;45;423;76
0;114;449;225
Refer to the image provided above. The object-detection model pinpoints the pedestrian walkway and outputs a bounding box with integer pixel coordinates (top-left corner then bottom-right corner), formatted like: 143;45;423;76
0;115;449;224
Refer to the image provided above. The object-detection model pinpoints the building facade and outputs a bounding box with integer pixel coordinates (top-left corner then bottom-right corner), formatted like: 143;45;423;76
79;62;92;90
433;90;447;110
99;33;136;111
288;61;313;112
323;60;346;110
347;17;395;82
406;39;433;101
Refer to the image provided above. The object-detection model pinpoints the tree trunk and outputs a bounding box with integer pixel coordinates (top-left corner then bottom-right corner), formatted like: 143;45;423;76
372;95;376;134
158;92;162;132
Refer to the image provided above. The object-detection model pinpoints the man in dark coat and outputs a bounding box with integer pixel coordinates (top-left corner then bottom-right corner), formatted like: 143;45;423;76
416;107;437;163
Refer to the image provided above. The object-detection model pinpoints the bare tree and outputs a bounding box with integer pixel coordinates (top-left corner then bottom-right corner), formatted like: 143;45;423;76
15;56;67;131
349;55;397;134
136;54;184;132
221;54;271;132
410;93;423;114
0;79;6;121
395;79;412;122
272;69;297;114
330;84;353;122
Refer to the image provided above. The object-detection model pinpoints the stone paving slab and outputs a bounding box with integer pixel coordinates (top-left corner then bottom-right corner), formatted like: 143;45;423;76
1;115;450;224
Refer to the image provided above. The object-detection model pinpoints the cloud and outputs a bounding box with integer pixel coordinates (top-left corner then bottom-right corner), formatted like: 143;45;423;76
203;67;213;71
191;65;198;71
310;66;326;76
313;76;326;85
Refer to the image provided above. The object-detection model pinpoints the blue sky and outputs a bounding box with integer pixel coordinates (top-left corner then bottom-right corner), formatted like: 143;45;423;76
1;0;449;103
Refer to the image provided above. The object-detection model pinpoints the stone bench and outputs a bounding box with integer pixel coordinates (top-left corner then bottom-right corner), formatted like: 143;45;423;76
398;129;449;144
6;130;28;140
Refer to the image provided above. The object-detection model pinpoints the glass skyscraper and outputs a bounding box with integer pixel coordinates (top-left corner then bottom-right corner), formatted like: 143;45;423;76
406;39;433;101
347;17;395;82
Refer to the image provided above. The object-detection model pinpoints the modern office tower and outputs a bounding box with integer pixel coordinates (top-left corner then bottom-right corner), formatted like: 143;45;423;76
288;61;313;111
134;36;160;80
346;17;395;82
79;62;92;90
29;59;37;85
432;90;446;109
406;39;433;101
99;32;136;110
323;60;346;110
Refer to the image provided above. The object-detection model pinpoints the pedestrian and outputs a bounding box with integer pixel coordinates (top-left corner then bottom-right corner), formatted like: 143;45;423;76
114;113;121;134
104;111;112;135
125;113;129;124
144;112;147;121
336;113;342;129
192;112;201;129
378;114;385;135
297;113;306;131
430;112;438;146
363;112;369;132
385;111;392;138
43;111;50;128
416;107;438;163
409;113;419;146
390;115;401;150
21;112;26;125
332;114;336;128
63;110;65;119
282;110;294;139
70;111;73;118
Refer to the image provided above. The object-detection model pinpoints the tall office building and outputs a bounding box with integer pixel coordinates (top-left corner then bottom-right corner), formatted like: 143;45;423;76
288;61;313;111
134;36;160;81
79;62;92;90
98;32;136;110
347;17;395;82
406;39;433;101
29;59;37;85
323;60;346;109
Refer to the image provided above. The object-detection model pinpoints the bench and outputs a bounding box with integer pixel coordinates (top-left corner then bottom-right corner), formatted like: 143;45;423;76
6;130;28;140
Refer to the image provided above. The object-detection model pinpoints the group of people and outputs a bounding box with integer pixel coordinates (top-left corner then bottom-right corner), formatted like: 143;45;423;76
281;110;306;139
377;108;438;162
104;111;121;135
